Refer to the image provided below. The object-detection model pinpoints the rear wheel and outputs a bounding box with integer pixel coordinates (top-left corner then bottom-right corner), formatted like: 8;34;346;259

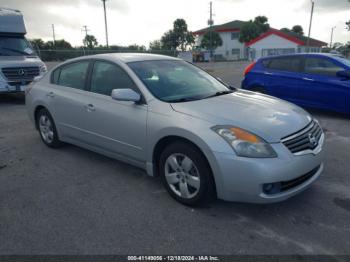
36;108;62;148
159;142;215;206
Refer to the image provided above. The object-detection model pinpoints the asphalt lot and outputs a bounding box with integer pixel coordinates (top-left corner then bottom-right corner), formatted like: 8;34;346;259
0;62;350;255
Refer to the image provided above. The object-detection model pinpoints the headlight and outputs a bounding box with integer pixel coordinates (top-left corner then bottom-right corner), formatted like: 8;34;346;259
212;126;277;158
39;64;47;73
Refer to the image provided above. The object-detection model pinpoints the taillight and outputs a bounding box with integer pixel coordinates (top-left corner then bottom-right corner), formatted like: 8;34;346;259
244;62;256;76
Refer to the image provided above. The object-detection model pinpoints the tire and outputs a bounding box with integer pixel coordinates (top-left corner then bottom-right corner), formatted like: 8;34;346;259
251;86;266;94
159;142;215;206
36;108;62;148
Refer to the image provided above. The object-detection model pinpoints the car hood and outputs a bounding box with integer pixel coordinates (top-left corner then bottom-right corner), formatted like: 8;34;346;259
171;90;312;143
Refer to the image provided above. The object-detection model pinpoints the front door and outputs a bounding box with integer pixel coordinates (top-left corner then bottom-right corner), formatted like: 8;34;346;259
79;60;148;162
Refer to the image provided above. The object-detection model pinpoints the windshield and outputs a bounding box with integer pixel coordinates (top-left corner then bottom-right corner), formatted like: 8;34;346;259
335;56;350;68
128;60;230;102
0;36;35;56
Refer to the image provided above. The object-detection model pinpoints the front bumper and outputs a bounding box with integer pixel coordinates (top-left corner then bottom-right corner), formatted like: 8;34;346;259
0;80;30;93
211;138;325;203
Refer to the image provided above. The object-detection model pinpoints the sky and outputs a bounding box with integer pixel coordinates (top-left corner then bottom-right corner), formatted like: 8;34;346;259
1;0;349;47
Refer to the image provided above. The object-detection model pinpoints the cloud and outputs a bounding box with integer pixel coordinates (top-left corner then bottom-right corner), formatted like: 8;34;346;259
301;0;350;12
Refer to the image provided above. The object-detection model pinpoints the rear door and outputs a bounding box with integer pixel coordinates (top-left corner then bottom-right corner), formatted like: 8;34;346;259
47;60;93;141
262;56;303;103
299;56;349;112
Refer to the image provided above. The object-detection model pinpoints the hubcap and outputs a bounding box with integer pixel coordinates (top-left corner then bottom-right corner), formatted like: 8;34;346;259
164;153;200;199
39;115;54;144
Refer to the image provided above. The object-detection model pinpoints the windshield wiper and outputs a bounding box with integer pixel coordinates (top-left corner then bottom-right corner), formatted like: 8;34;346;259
1;47;29;55
203;90;234;99
167;97;201;103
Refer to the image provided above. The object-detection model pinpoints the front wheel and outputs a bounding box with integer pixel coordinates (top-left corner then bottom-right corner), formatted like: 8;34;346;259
159;142;215;206
36;108;62;148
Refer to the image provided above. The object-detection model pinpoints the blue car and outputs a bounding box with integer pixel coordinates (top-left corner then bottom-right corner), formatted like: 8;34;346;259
241;53;350;115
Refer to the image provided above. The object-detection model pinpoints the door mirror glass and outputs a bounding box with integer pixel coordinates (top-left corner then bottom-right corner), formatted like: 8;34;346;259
336;70;350;79
111;88;141;102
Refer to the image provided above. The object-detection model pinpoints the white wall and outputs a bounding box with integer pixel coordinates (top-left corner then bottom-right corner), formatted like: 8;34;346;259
249;34;298;59
195;32;245;60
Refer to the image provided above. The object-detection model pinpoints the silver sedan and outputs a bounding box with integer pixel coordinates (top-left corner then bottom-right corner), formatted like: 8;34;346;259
26;53;325;206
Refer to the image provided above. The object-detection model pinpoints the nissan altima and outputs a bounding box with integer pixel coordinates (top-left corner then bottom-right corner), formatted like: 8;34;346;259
26;53;325;206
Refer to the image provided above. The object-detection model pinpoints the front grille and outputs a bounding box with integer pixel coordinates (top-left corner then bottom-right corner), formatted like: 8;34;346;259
281;120;323;154
2;67;40;81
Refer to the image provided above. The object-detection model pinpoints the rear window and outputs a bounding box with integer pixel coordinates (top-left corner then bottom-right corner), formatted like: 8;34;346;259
263;57;302;72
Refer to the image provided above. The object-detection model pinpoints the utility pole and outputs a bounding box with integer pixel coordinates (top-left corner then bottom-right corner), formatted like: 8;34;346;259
208;1;214;60
51;24;56;46
82;25;90;38
330;26;336;49
101;0;109;47
306;0;314;53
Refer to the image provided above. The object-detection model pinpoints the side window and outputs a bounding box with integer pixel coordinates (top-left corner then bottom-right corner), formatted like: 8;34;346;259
264;57;301;72
57;61;89;90
90;61;137;96
304;57;344;76
51;68;60;84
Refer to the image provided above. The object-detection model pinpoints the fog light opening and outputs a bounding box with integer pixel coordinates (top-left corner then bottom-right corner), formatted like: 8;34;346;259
263;183;281;195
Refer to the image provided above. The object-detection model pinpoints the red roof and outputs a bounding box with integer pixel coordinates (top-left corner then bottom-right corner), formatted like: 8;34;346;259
245;28;327;47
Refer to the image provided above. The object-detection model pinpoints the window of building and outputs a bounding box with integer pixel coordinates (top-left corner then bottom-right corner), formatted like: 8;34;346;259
231;32;239;40
90;61;137;96
232;49;240;55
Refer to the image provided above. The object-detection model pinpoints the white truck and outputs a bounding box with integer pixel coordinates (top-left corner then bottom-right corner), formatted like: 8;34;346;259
0;8;46;94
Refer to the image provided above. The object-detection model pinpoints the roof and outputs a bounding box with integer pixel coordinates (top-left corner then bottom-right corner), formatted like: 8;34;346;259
246;28;327;47
193;19;327;47
66;53;180;64
0;7;26;34
193;20;245;35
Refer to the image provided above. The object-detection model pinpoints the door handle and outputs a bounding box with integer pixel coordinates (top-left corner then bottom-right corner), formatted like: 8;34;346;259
264;72;273;75
85;104;96;112
46;91;55;98
302;77;314;81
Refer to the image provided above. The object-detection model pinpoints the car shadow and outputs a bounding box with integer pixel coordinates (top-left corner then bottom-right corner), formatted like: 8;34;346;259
304;107;349;120
0;93;25;105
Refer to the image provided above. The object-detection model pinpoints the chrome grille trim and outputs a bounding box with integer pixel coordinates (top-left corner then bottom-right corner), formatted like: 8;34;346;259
281;120;324;155
1;67;40;81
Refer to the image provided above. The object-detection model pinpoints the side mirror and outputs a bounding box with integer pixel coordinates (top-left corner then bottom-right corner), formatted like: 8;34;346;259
336;70;350;79
111;88;141;102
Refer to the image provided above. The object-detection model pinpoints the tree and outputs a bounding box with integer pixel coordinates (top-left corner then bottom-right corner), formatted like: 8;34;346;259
200;30;223;50
160;19;195;51
30;38;46;50
332;42;343;50
346;20;350;31
239;21;261;43
239;16;270;43
291;25;304;35
149;40;162;50
280;27;291;33
83;34;98;49
253;16;270;33
161;30;177;50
